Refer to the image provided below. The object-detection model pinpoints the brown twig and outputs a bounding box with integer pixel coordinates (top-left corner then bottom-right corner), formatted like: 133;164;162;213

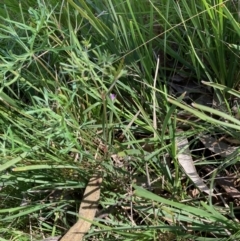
59;175;102;241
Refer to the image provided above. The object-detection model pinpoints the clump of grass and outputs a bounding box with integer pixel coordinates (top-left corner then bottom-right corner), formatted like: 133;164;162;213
172;0;240;88
1;0;240;241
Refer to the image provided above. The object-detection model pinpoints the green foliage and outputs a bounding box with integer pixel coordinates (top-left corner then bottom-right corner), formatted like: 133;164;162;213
0;0;240;240
173;0;240;87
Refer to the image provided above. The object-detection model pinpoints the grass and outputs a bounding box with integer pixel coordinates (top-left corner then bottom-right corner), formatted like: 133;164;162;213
0;0;240;240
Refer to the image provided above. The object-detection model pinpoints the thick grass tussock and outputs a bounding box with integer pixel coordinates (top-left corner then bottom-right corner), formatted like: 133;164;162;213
1;0;240;241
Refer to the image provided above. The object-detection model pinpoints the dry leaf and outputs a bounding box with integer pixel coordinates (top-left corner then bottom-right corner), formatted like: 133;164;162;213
176;133;214;196
60;175;102;241
199;135;237;157
203;166;240;200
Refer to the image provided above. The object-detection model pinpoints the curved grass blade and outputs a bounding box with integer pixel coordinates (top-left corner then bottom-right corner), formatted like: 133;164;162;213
167;97;240;131
0;152;28;172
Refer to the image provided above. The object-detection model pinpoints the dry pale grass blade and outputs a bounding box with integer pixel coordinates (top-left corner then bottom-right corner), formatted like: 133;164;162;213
176;131;214;196
60;175;102;241
199;135;238;157
152;55;159;134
